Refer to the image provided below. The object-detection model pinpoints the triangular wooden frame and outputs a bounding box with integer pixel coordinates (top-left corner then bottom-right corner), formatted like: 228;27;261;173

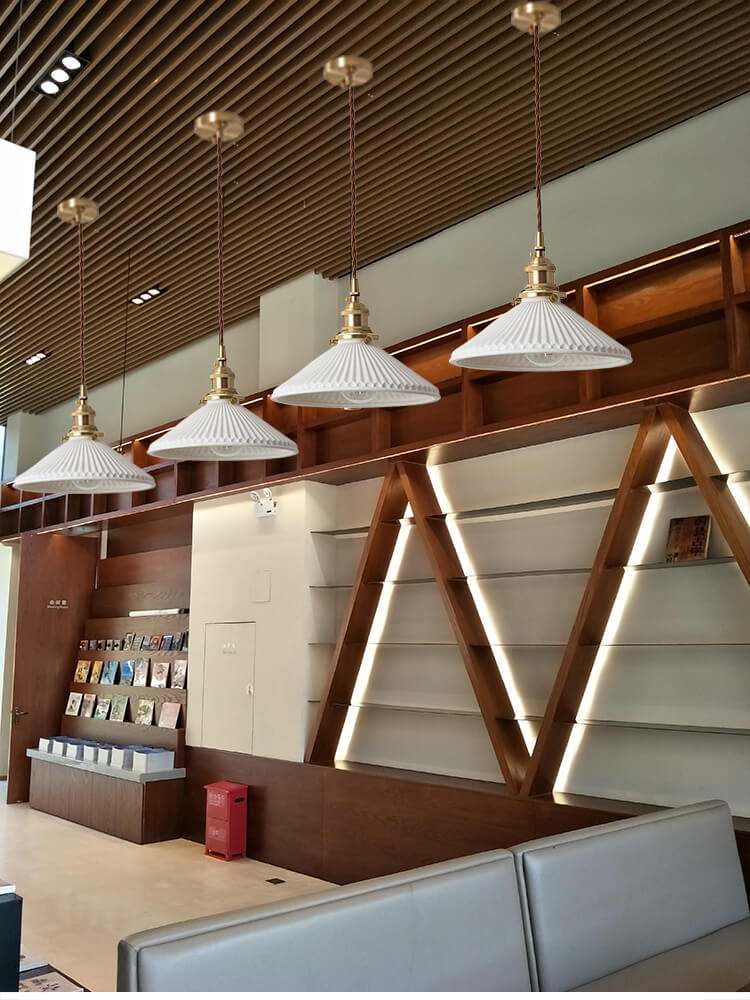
307;404;750;797
305;460;530;790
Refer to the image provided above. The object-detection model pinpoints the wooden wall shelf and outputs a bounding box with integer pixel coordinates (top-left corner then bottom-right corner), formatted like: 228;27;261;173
4;219;750;541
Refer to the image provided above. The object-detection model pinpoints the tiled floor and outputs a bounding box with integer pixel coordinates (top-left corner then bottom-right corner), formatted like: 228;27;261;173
0;796;330;991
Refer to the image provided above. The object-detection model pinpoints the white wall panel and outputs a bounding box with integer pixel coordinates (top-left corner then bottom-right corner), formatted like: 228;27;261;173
356;643;476;712
429;425;636;514
584;645;750;730
475;573;588;646
344;706;502;783
559;724;750;816
613;562;750;645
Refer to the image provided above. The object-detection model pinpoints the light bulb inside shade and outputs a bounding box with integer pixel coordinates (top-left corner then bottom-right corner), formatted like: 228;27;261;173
40;80;59;95
61;54;82;70
50;68;70;83
523;352;564;369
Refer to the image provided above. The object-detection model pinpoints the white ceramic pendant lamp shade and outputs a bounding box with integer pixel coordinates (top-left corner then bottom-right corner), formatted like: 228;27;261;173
149;113;297;461
13;199;155;495
450;2;632;374
272;57;439;410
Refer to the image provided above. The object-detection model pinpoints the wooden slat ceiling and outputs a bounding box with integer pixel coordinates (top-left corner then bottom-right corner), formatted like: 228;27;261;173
0;0;748;423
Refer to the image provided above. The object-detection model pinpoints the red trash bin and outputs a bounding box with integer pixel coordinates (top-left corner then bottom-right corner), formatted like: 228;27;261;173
204;781;248;861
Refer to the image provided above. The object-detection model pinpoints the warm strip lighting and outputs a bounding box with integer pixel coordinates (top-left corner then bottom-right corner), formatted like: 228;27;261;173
24;351;49;366
555;438;678;790
335;507;412;761
584;241;719;290
389;329;462;357
429;466;535;754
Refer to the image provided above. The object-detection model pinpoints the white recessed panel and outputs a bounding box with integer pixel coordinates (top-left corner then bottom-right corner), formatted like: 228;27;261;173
344;706;503;783
558;723;750;816
614;562;750;644
584;644;750;730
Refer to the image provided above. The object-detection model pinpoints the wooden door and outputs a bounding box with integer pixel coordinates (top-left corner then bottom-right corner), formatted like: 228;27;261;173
202;622;256;754
7;533;97;802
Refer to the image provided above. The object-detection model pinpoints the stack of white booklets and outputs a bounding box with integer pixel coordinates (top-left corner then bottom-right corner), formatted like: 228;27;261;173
132;747;175;772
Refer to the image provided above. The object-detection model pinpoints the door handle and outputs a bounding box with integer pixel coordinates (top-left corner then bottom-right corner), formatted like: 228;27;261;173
246;683;254;697
11;707;28;725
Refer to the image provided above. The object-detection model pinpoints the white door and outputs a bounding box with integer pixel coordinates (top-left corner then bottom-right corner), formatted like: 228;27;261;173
202;622;256;753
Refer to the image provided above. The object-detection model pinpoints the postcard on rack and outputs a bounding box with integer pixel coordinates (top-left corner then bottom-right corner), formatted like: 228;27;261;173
157;701;181;728
135;699;155;725
118;660;135;686
81;693;97;718
110;694;129;723
170;659;187;690
133;658;150;687
150;661;170;688
64;692;83;716
101;660;118;685
93;697;111;720
73;660;90;683
89;660;104;684
160;634;174;651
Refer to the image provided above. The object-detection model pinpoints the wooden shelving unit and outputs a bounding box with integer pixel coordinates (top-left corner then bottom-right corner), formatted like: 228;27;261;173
4;219;750;541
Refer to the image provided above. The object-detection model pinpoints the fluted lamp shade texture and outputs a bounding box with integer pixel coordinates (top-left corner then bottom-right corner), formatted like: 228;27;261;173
450;297;632;371
13;436;156;494
271;339;440;408
147;398;298;461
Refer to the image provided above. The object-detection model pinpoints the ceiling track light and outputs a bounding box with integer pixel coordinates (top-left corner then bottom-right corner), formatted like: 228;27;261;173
34;50;89;99
449;3;632;373
130;285;166;305
271;56;440;409
147;113;298;461
13;199;155;495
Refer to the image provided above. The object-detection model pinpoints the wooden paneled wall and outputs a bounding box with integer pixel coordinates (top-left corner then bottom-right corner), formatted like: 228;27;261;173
182;747;750;891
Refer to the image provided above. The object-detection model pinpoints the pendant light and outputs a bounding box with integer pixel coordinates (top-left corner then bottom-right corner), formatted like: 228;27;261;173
13;199;155;494
149;112;298;460
450;3;632;372
271;57;440;409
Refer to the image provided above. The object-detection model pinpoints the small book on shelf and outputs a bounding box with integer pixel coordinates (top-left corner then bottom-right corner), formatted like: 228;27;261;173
79;639;88;651
132;658;150;687
160;634;174;651
105;639;114;651
151;661;169;688
665;515;711;563
157;701;181;728
135;699;155;725
81;693;96;718
170;659;187;690
93;697;111;720
89;660;104;684
73;660;90;683
110;694;129;723
101;660;119;685
147;634;162;652
118;660;135;686
65;692;82;716
123;632;135;650
132;634;145;651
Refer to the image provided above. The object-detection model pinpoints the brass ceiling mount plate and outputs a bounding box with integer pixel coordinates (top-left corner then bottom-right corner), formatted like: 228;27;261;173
323;55;373;89
57;197;99;225
511;1;561;35
194;110;245;144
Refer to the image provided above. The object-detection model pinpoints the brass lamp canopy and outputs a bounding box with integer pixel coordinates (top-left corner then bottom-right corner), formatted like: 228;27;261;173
202;353;240;403
511;1;561;34
323;55;373;88
57;196;99;225
331;277;377;345
193;110;245;143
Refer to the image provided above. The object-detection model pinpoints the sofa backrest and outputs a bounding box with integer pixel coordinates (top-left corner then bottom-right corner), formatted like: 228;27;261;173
118;849;531;992
511;799;749;991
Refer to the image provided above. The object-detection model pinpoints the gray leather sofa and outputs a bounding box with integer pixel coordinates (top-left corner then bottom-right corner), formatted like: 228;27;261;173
117;850;531;992
512;799;750;991
119;799;749;992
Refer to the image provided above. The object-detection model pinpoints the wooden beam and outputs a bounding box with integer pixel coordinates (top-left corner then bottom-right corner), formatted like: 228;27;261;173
521;408;670;797
397;461;529;791
305;464;408;765
659;403;750;584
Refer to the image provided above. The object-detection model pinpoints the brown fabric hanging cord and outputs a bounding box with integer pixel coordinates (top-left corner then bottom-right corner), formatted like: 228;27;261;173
348;82;358;282
216;129;226;357
533;23;543;242
78;218;86;392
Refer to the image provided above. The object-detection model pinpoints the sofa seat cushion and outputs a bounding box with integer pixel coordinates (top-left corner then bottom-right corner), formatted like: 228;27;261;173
575;917;750;992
